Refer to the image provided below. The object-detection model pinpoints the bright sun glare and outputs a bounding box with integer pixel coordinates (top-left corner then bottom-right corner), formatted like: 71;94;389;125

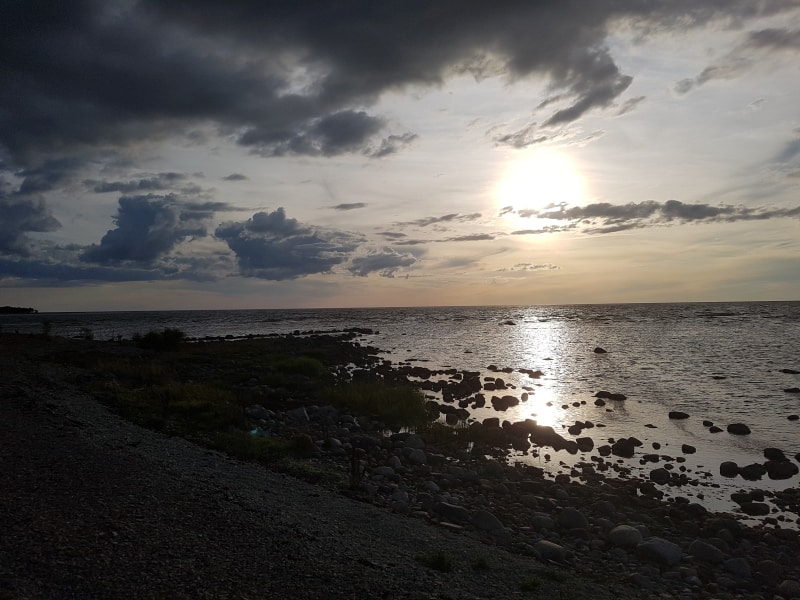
494;149;586;230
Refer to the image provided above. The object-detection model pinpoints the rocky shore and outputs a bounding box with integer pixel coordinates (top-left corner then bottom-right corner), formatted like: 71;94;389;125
1;334;799;599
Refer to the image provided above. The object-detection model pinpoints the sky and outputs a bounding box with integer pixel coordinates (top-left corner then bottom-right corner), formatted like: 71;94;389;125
2;1;800;312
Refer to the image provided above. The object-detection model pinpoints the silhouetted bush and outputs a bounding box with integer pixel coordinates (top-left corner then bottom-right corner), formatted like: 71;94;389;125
136;328;186;351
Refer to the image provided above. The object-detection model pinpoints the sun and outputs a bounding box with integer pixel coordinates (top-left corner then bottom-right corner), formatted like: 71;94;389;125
494;149;586;230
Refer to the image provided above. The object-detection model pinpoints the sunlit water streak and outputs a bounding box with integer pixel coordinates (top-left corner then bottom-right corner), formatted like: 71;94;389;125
4;302;799;520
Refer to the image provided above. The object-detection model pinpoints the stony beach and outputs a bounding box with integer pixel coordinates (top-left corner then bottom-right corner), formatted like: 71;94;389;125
1;333;799;599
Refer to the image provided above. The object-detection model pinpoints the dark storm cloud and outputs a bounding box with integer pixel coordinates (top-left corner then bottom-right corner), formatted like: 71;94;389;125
86;173;187;193
215;208;363;280
348;247;417;278
523;199;800;234
80;194;212;265
5;0;794;174
15;157;87;194
0;194;61;256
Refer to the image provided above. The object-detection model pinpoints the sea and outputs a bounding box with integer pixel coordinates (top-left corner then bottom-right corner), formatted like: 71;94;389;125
3;302;799;521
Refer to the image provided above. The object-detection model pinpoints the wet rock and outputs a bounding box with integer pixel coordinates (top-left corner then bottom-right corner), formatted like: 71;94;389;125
740;502;770;516
611;437;639;458
681;444;696;454
785;387;800;393
739;463;766;481
788;414;799;421
576;437;594;452
608;525;642;548
649;468;671;484
726;423;751;435
595;390;626;401
719;462;739;477
669;411;690;420
766;460;799;480
490;395;518;411
780;368;800;374
709;425;723;433
593;347;607;354
638;537;683;566
594;398;606;407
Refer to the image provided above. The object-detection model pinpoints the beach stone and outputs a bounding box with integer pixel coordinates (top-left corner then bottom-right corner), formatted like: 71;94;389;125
681;444;696;454
777;579;800;598
608;525;642;548
740;502;770;516
407;448;427;465
611;438;636;458
372;466;395;477
403;434;426;449
576;436;594;452
726;423;751;435
435;501;470;524
709;426;723;433
593;347;607;354
534;540;567;563
688;539;724;564
739;463;766;481
650;468;670;484
765;448;787;461
756;559;783;582
530;515;555;531
638;537;683;566
719;461;739;477
669;411;690;420
788;414;799;421
766;460;799;480
471;510;504;532
723;557;752;579
557;507;588;530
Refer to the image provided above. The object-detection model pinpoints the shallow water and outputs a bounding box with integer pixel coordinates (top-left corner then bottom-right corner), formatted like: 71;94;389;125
4;302;799;520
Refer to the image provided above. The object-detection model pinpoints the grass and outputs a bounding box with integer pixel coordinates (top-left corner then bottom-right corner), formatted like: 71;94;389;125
324;380;431;430
415;551;454;572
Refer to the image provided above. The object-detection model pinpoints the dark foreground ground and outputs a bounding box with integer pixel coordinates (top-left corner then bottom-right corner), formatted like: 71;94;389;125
1;335;798;599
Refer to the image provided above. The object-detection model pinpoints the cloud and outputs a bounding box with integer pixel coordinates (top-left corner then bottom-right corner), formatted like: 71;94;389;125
0;194;61;256
444;233;495;242
396;213;483;228
524;199;800;234
616;96;647;116
675;27;800;94
6;1;793;174
215;207;362;280
81;194;212;264
332;203;367;211
86;172;187;193
348;247;417;277
496;263;559;272
223;173;248;181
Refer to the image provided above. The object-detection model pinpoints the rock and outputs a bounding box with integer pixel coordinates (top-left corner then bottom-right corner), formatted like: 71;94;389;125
593;347;607;354
681;444;696;454
404;434;426;449
530;515;555;531
372;466;396;477
788;414;799;421
719;462;739;477
740;502;770;516
723;557;752;579
756;559;782;582
637;537;683;566
739;463;766;481
785;387;800;393
471;510;504;532
608;525;642;548
407;448;427;465
688;539;724;564
726;423;751;435
557;507;588;530
534;540;567;563
777;579;800;598
780;368;800;374
435;502;470;524
668;411;690;420
766;459;799;480
709;425;723;433
611;438;637;458
649;468;671;484
576;436;594;452
245;404;270;420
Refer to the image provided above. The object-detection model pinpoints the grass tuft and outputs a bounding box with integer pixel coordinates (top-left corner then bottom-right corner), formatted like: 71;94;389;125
325;381;430;430
415;551;454;572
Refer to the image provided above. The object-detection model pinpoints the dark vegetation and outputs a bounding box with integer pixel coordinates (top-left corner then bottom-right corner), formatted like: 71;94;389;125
0;305;37;314
28;329;431;484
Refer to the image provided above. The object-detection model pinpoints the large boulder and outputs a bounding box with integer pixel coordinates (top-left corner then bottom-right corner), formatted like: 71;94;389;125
608;525;642;548
637;537;683;566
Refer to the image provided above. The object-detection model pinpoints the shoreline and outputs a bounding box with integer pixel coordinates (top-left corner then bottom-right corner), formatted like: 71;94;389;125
1;333;799;598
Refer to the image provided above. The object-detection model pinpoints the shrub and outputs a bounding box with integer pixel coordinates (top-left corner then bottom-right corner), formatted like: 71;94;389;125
136;328;186;351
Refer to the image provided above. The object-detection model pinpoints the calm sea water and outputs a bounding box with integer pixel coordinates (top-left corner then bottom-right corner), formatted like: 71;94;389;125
4;302;800;517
